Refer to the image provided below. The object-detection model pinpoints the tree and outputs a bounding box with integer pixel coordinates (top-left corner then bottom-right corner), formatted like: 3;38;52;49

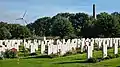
5;24;31;39
0;22;8;28
51;16;74;38
16;26;31;39
95;12;120;37
82;20;100;38
69;13;90;36
0;27;11;39
111;12;120;23
27;17;52;36
26;23;35;35
54;13;75;19
111;12;120;37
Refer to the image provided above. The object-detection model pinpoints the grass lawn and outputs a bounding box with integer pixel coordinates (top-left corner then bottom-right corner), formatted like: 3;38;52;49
0;48;120;67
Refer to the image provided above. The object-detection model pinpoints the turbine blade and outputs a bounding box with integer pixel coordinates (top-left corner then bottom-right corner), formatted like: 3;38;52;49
24;20;28;24
16;18;22;20
23;19;28;24
22;10;27;18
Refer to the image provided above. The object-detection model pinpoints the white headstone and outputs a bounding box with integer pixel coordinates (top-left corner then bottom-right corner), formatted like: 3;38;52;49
87;45;93;59
98;38;103;49
110;38;113;47
7;40;12;49
38;40;41;45
95;38;99;46
102;39;108;58
90;38;94;50
81;38;85;52
34;40;38;51
66;39;70;51
30;43;35;53
106;38;110;47
24;40;31;48
118;38;120;47
113;38;118;54
47;40;53;55
0;45;3;58
77;39;81;48
0;40;3;45
41;41;46;54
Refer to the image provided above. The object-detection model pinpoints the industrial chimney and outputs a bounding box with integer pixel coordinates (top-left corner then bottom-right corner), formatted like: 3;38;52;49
93;4;96;19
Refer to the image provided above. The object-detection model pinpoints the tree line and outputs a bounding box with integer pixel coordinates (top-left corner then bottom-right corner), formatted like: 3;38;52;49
1;12;120;39
0;22;31;39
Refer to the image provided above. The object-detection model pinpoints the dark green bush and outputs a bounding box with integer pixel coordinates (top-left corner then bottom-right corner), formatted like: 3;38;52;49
10;51;17;58
107;47;112;49
97;57;102;62
50;53;58;58
107;54;113;59
76;50;81;53
94;47;99;51
103;56;110;60
63;51;73;56
19;45;30;57
113;54;119;58
30;53;37;56
0;57;3;60
0;51;4;60
87;58;97;63
76;47;81;53
4;49;17;58
4;50;9;58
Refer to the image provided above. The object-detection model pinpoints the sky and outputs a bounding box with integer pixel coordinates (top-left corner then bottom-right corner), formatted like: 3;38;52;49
0;0;120;24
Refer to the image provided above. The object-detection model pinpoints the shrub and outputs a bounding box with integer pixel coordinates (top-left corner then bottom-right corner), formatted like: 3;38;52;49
19;45;24;52
4;49;10;58
76;47;81;53
103;56;110;60
23;48;30;57
50;53;58;58
10;50;17;58
71;48;77;55
19;45;30;57
4;48;17;58
63;51;73;56
107;54;113;59
30;53;37;56
97;57;102;62
87;58;97;63
107;47;112;49
0;57;3;60
0;51;4;60
113;54;120;58
94;47;99;51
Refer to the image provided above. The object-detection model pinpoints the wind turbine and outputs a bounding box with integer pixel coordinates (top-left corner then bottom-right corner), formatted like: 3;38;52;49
16;10;28;25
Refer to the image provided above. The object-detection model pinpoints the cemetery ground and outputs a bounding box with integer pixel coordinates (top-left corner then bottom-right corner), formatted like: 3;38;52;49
0;48;120;67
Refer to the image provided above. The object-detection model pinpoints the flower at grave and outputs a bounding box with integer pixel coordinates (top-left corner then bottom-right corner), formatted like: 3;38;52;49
11;48;17;52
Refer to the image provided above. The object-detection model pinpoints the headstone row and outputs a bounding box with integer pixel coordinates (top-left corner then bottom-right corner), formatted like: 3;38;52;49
0;38;120;59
